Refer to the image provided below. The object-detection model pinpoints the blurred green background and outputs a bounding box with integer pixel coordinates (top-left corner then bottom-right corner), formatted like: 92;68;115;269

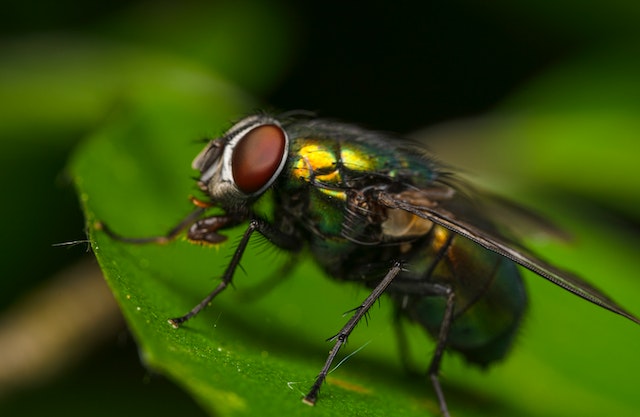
1;0;639;416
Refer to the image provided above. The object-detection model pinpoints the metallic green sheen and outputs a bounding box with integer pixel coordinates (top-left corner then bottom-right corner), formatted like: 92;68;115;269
271;118;527;366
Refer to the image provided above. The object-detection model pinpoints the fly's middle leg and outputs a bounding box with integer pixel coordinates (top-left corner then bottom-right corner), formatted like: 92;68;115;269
303;261;404;405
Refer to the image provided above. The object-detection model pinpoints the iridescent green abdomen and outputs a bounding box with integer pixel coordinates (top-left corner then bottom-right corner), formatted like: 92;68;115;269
400;225;527;365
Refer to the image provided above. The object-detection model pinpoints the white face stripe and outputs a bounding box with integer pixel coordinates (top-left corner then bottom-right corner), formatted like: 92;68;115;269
194;114;289;199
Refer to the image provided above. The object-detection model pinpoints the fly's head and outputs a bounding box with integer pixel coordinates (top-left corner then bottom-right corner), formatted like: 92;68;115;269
192;114;290;207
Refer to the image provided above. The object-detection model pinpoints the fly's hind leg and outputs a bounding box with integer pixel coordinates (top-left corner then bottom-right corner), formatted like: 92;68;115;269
390;280;455;417
427;288;455;417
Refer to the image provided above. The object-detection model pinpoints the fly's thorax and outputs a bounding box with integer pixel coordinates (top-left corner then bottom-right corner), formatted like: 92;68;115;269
286;135;399;199
289;143;341;201
192;114;290;205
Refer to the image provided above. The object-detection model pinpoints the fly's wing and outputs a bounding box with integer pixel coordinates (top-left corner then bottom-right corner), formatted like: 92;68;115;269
472;191;573;243
376;187;640;325
433;174;572;243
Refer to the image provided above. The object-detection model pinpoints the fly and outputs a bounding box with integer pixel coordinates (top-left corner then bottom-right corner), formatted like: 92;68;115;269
96;112;640;417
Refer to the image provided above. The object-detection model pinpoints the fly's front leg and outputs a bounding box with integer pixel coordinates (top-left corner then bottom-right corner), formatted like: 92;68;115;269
186;214;244;244
169;217;302;328
95;195;239;244
303;261;404;406
96;207;207;244
98;210;245;245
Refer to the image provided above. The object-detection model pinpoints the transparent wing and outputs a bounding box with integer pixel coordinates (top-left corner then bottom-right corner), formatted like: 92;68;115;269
472;191;573;242
376;188;640;325
434;174;572;243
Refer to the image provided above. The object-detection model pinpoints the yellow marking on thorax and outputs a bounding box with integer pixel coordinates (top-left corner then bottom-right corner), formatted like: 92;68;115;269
340;147;374;172
292;144;346;200
320;188;346;200
292;145;337;180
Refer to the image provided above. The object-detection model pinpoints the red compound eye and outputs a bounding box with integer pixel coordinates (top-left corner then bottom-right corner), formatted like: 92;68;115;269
231;124;287;194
